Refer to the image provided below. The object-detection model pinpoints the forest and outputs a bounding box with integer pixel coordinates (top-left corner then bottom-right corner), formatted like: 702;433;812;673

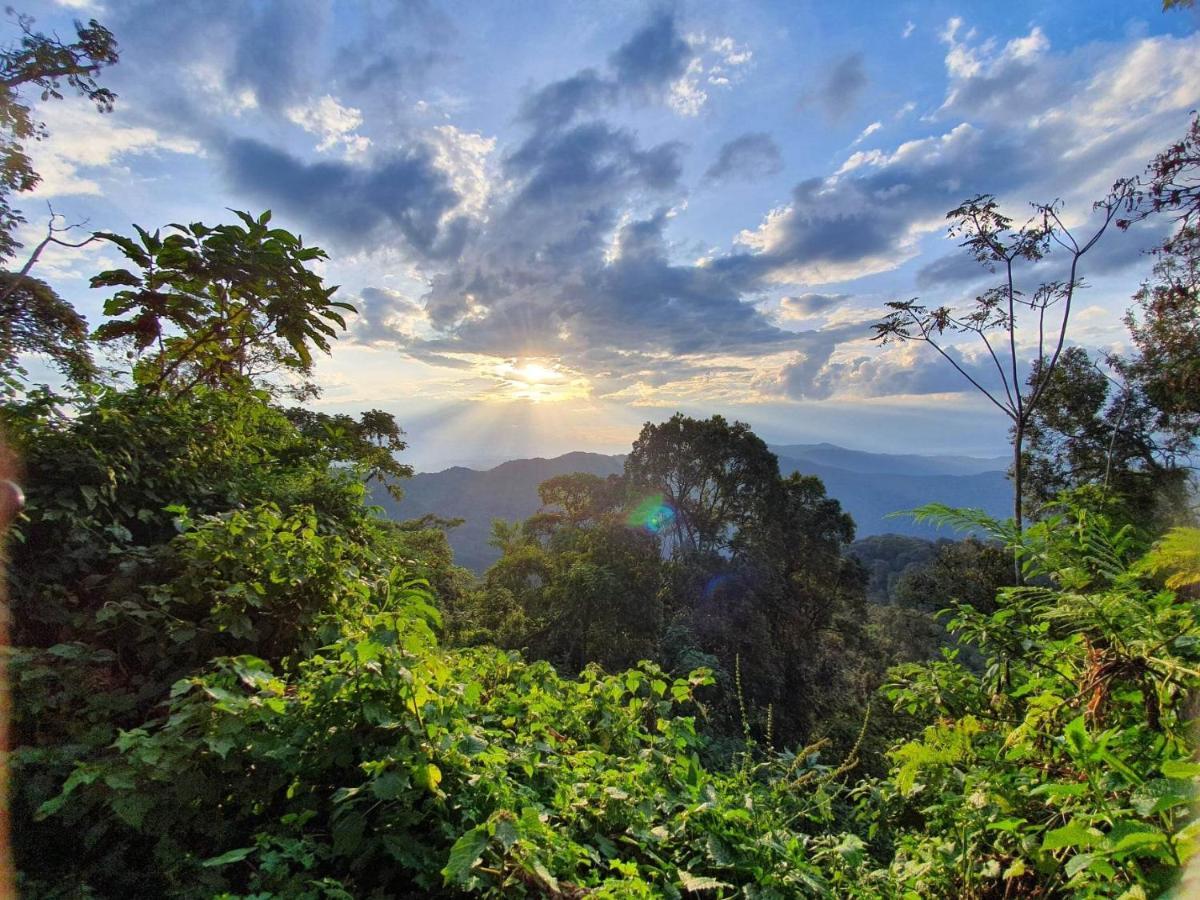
3;7;1200;900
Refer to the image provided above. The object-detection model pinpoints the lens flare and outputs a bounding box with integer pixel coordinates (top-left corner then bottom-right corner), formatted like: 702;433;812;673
626;494;675;534
701;573;734;601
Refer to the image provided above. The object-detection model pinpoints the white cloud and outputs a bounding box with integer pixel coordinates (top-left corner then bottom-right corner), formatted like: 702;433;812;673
286;95;370;156
428;124;497;221
851;121;883;146
669;33;753;116
29;100;201;197
902;21;915;39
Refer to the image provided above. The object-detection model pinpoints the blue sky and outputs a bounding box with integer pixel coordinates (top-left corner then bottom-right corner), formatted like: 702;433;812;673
23;0;1200;469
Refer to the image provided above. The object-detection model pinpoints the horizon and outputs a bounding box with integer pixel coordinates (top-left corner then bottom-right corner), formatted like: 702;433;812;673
403;436;1012;475
24;0;1200;465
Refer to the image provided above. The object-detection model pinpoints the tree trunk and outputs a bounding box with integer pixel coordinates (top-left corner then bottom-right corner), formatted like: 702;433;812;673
1012;421;1024;585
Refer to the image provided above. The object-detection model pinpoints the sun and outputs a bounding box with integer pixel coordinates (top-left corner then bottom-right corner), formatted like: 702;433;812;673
491;358;590;403
510;362;562;385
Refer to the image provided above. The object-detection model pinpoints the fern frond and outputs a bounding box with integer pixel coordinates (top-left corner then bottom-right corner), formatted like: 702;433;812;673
890;504;1015;542
1139;527;1200;590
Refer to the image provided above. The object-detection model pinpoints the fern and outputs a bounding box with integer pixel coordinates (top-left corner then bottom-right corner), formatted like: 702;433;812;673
890;503;1015;542
1140;528;1200;590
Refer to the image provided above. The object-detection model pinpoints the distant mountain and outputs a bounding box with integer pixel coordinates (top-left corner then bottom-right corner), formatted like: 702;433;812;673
374;444;1010;573
771;443;1009;477
374;452;624;572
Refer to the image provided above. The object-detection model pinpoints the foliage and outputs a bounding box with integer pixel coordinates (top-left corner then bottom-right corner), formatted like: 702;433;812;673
0;270;96;390
1022;346;1194;530
1122;224;1200;442
464;415;874;756
7;127;1200;897
867;507;1200;898
0;9;118;257
92;211;353;395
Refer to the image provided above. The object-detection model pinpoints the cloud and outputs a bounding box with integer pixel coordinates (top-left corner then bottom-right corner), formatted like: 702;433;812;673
518;70;618;129
776;337;1012;402
915;252;987;289
286;95;370;156
851;121;883;146
75;5;1200;409
730;122;1021;285
704;132;783;183
29;98;202;197
518;13;749;125
610;10;693;93
667;33;754;116
779;293;851;319
222;137;472;258
733;26;1200;289
351;287;430;344
801;53;868;121
937;19;1053;119
902;21;915;39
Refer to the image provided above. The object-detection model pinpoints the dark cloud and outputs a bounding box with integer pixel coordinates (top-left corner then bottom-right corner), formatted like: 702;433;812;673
800;53;868;121
704;132;784;183
108;0;330;115
780;293;850;317
715;122;1040;286
505;122;683;207
916;252;987;289
916;217;1168;291
580;212;797;356
222;138;472;258
609;11;693;92
333;0;457;95
518;11;695;128
518;70;618;129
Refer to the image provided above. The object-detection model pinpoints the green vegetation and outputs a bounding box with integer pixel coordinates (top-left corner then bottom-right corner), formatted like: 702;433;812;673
3;12;1200;898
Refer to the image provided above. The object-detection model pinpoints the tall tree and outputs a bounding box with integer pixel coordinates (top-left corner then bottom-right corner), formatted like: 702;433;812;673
874;187;1131;577
624;413;782;557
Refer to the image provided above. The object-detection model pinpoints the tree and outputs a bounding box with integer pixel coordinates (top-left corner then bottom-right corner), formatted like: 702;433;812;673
1021;347;1193;527
0;10;119;258
1121;227;1200;439
91;211;354;395
0;270;95;389
284;407;414;499
624;412;782;557
874;188;1130;577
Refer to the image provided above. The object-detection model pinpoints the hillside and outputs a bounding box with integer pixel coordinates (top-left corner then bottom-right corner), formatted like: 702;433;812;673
375;444;1011;572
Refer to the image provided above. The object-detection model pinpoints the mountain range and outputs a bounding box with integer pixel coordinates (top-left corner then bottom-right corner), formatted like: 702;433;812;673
373;443;1011;573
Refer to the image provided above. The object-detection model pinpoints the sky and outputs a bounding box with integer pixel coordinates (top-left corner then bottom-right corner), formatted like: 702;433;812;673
20;0;1200;470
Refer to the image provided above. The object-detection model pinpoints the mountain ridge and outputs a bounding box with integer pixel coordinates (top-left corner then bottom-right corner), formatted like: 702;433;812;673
375;443;1011;573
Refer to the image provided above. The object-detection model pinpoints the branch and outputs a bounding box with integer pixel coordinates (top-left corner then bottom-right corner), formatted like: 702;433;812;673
906;310;1014;419
0;208;98;306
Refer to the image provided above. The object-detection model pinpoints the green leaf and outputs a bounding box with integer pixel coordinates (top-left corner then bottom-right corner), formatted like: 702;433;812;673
493;817;519;853
442;827;489;884
1131;779;1192;816
202;847;255;868
1161;759;1200;780
531;860;560;892
1042;821;1101;851
680;870;731;892
371;771;407;801
1063;715;1090;756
